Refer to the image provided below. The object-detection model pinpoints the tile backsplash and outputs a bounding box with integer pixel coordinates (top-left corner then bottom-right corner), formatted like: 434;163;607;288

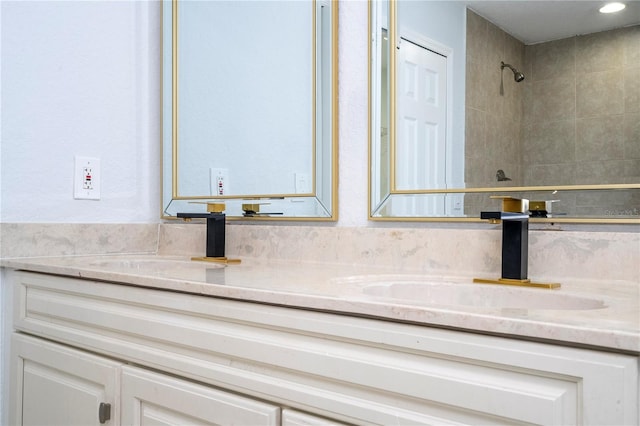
0;223;158;258
160;222;639;283
1;222;638;283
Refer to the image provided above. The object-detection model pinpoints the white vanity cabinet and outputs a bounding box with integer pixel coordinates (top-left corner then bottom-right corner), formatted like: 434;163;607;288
12;334;281;426
7;270;639;425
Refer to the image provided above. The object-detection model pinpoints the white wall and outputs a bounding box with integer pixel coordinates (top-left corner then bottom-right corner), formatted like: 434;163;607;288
1;1;160;223
337;0;369;226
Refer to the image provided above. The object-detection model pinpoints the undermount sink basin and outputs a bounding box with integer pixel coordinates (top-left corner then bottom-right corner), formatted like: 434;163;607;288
360;280;606;310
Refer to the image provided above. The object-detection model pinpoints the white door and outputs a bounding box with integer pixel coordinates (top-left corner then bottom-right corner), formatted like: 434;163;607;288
11;333;121;426
121;365;280;425
396;38;447;216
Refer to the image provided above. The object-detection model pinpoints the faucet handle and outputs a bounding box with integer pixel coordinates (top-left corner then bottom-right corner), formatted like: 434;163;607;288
490;196;529;213
181;201;226;216
205;202;225;213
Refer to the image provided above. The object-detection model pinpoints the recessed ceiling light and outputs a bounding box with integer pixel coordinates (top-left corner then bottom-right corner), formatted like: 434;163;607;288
599;2;626;13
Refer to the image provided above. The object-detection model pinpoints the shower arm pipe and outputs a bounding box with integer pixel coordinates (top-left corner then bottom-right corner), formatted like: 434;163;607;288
501;61;516;72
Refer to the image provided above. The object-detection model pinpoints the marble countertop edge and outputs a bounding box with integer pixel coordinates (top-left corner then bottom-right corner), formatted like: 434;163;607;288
2;254;638;354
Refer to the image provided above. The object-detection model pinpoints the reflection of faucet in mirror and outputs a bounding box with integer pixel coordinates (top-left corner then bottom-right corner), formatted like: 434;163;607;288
474;197;560;289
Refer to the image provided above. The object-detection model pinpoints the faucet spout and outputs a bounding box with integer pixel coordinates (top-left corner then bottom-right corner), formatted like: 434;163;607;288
481;198;530;281
498;216;529;280
480;211;529;221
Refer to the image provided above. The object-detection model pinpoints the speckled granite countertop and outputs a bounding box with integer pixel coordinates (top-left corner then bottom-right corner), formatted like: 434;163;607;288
2;255;639;353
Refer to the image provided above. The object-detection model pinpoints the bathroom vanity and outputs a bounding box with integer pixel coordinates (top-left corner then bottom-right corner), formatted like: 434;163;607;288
2;256;639;425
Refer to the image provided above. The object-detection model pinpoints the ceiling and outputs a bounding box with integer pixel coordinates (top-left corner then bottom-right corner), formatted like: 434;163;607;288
465;0;640;44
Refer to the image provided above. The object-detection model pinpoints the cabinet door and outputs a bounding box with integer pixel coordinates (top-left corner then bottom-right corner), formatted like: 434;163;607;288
10;333;121;426
282;409;349;426
121;365;280;425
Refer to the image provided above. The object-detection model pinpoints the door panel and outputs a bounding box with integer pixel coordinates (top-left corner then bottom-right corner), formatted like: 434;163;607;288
396;38;447;216
11;333;121;426
121;365;280;426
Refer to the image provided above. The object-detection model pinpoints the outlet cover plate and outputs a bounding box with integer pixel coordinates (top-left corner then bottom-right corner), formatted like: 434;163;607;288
74;156;101;200
210;168;229;196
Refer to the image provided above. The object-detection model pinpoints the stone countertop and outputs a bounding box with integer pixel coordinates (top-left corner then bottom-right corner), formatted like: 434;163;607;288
2;254;639;353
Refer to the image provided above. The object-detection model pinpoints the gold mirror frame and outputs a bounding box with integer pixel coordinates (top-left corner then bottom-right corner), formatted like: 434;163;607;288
161;0;339;221
368;0;639;224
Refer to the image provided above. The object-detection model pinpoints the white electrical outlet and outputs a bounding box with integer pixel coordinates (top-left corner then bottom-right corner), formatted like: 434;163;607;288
74;156;101;200
294;173;311;194
210;168;229;196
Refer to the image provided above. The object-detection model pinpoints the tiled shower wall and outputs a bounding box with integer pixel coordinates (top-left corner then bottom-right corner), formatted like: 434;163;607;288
464;10;526;214
523;24;640;215
465;9;639;216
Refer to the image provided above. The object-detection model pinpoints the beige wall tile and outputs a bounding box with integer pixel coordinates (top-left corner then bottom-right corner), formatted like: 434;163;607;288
523;119;575;165
575;159;627;184
464;107;486;161
530;37;575;82
624;113;640;158
465;57;487;110
465;10;487;64
576;29;624;73
525;163;576;186
576;70;624;118
622;25;640;67
531;77;576;122
624;66;640;113
622;159;640;182
576;115;625;161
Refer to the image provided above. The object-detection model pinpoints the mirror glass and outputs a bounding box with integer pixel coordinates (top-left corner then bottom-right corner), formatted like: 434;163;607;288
370;0;639;222
163;0;337;219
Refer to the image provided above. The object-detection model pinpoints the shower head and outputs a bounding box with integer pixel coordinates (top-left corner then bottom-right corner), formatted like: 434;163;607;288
501;61;525;82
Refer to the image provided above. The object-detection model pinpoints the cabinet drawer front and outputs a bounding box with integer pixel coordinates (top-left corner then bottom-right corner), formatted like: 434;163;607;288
13;271;639;425
121;366;279;425
282;409;349;426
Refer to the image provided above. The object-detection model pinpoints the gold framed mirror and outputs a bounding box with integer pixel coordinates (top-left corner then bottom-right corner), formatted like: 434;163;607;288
369;0;639;223
162;0;338;220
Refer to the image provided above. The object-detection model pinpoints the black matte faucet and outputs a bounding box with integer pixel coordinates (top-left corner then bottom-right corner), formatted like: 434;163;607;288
475;197;560;289
177;203;227;260
177;211;226;258
480;210;529;280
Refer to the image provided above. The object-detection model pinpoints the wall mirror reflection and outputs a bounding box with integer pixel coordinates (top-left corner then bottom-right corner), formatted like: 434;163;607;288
163;0;338;220
370;0;639;222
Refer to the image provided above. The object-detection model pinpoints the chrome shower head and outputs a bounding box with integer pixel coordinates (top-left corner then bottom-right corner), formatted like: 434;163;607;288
501;61;525;82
